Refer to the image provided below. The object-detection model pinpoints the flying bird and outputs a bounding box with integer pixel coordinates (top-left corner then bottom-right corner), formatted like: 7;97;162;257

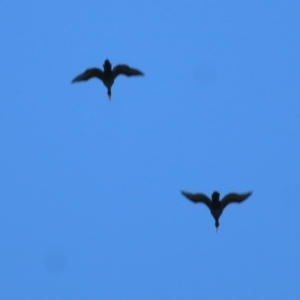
72;59;144;99
181;190;252;231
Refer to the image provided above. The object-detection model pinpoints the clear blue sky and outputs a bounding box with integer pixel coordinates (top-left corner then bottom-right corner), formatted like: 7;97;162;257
1;1;300;299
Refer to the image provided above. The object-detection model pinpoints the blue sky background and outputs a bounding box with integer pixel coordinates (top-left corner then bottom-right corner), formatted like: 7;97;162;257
1;1;300;299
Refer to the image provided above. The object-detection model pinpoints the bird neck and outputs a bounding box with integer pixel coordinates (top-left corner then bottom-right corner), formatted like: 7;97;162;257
211;193;220;202
211;198;220;204
103;60;112;72
104;65;111;72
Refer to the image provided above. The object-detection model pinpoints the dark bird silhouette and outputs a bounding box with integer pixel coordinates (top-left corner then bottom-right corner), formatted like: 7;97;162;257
181;190;252;231
72;59;144;99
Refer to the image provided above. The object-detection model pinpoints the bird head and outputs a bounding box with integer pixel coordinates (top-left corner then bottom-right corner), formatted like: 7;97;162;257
211;191;220;201
107;90;111;100
103;59;112;71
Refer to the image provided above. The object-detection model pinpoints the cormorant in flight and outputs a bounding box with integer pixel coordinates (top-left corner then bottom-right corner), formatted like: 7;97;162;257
181;190;252;231
72;59;144;99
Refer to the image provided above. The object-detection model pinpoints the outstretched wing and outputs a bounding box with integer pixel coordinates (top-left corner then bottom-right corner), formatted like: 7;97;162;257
181;191;211;209
221;191;252;209
72;68;104;83
113;64;144;78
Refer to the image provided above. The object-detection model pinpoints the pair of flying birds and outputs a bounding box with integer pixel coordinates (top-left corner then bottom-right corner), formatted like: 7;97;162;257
72;59;252;230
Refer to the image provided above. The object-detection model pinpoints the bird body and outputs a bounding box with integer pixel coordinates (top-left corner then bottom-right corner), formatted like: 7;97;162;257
181;190;252;230
72;59;144;99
